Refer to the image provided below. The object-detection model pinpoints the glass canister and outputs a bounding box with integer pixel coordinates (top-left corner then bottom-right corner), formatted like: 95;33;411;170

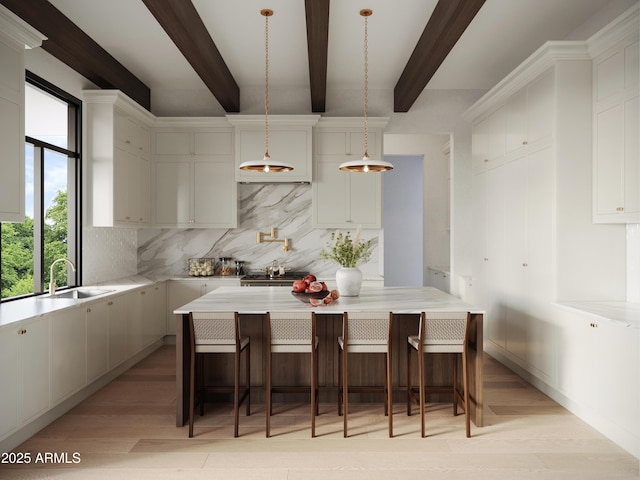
188;258;214;276
219;257;233;276
235;260;245;276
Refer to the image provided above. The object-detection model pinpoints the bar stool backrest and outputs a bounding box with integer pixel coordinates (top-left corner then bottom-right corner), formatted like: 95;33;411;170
344;311;392;346
420;311;470;353
266;311;315;349
190;311;239;352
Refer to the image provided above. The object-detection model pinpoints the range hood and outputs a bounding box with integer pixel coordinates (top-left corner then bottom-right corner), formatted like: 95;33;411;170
227;115;320;183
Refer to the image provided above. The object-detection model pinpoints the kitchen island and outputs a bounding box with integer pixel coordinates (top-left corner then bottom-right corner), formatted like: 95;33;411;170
174;286;485;428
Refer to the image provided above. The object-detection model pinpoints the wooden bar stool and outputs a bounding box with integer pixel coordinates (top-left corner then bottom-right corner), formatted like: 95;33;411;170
188;311;250;438
265;311;319;438
338;311;393;437
407;311;471;437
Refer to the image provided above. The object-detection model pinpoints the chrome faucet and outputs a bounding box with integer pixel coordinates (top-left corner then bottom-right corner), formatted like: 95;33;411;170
49;258;77;296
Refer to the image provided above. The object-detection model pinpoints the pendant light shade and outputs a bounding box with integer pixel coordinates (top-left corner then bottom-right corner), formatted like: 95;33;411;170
239;9;293;174
339;9;393;173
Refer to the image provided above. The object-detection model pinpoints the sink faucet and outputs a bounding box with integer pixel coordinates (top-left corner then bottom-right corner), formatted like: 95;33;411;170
49;258;76;296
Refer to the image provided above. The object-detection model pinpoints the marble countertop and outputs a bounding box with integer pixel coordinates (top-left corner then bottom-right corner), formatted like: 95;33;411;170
174;285;484;315
557;301;640;329
0;275;155;327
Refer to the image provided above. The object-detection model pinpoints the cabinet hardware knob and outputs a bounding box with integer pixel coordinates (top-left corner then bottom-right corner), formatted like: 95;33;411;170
125;140;131;144
484;159;489;163
108;301;113;306
522;140;528;145
141;291;146;295
616;207;624;212
522;263;528;267
87;308;91;313
484;257;489;261
590;322;598;328
18;329;27;335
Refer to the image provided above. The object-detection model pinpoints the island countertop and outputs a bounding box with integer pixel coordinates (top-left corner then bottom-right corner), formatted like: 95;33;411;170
174;285;485;315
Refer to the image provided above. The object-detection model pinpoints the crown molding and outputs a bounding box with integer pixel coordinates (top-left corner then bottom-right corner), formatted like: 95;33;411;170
0;4;46;49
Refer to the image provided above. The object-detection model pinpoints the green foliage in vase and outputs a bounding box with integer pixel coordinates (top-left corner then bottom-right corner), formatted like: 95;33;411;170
320;227;372;268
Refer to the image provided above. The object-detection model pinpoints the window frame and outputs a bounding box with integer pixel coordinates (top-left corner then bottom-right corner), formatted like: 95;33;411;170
0;71;83;301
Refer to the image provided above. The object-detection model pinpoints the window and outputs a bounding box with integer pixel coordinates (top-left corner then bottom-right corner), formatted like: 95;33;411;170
0;72;82;300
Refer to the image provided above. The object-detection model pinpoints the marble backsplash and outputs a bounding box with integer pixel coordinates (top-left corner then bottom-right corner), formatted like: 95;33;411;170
137;183;381;279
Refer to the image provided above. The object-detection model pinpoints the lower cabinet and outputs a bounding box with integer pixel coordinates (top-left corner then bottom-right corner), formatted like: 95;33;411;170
556;308;640;444
86;301;110;383
50;308;87;405
18;317;50;425
166;279;239;335
0;282;169;447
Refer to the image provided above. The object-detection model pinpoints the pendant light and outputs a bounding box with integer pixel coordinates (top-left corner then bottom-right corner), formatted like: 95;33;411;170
339;9;393;173
239;9;293;173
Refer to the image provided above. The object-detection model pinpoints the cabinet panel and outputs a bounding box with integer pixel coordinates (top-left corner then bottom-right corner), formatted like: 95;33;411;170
0;325;18;438
0;33;25;222
154;162;191;225
235;128;313;182
19;317;50;423
126;290;144;358
193;162;236;227
50;308;87;405
86;301;109;383
141;283;166;347
595;104;624;216
108;298;129;369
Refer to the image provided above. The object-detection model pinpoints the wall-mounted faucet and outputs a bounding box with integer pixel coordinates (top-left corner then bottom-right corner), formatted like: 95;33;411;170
256;227;290;252
49;258;77;296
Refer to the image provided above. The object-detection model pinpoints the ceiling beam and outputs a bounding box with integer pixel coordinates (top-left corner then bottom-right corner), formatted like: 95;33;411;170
0;0;151;110
394;0;486;112
142;0;239;112
304;0;330;112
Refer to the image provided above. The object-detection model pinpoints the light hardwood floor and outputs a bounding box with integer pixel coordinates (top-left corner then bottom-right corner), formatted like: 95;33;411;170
2;345;638;479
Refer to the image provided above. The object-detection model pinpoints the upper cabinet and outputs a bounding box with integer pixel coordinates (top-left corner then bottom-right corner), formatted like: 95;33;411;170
591;12;639;224
153;119;237;228
0;6;45;222
312;117;388;228
84;90;155;227
228;115;319;183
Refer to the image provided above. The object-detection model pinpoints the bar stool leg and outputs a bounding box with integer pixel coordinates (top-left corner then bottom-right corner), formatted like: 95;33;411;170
419;344;426;438
343;343;349;438
266;350;272;438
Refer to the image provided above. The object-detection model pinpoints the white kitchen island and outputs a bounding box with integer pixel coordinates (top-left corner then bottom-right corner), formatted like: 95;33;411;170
174;286;485;428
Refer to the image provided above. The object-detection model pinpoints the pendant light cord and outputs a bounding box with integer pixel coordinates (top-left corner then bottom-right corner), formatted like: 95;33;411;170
363;11;369;158
264;11;270;157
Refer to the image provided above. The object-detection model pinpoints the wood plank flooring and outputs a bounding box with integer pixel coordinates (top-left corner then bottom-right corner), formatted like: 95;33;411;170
2;345;638;479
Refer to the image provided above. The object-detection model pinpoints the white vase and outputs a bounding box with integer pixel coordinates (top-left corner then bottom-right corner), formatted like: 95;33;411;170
335;267;363;297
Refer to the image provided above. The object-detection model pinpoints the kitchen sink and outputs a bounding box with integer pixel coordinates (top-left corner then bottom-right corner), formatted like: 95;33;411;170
48;288;114;299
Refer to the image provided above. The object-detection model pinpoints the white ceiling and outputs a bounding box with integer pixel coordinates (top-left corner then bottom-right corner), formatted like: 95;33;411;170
48;0;636;116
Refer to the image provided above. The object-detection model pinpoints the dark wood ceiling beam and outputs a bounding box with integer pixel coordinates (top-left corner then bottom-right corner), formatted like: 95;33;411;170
394;0;486;112
304;0;330;112
0;0;151;110
142;0;239;112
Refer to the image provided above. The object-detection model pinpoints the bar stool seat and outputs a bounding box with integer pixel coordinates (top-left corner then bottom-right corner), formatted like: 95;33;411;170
188;311;250;438
265;311;319;438
338;311;393;437
407;311;471;438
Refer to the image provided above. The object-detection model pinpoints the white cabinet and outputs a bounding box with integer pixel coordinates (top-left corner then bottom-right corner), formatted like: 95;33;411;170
85;301;110;383
107;295;132;369
139;282;167;349
593;34;640;223
472;106;505;173
504;68;554;156
426;267;450;293
0;324;19;439
18;316;50;424
50;308;87;405
84;90;154;227
0;317;50;439
0;7;45;221
502;145;555;381
312;118;388;228
153;122;237;227
166;278;239;335
229;115;319;183
556;310;640;446
466;43;597;387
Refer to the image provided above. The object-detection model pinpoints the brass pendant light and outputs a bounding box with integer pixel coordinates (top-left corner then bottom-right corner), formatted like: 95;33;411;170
339;9;393;173
239;9;294;173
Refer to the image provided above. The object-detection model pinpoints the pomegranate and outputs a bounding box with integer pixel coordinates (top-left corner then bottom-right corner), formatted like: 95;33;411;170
292;280;307;293
307;281;323;293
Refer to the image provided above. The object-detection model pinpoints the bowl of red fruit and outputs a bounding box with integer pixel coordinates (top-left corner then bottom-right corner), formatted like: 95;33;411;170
291;274;335;304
